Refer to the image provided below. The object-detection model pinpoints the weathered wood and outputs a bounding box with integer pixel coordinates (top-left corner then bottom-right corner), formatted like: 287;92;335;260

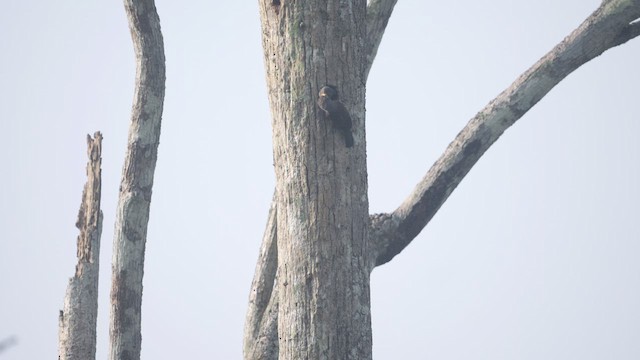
248;0;640;359
59;132;103;360
249;1;640;359
245;1;404;357
257;0;372;358
108;0;165;359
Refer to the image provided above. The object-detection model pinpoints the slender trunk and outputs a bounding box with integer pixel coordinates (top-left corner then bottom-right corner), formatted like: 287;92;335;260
108;1;165;359
58;132;103;360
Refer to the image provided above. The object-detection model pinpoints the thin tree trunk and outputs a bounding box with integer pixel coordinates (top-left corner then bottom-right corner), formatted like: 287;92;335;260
59;132;103;360
108;0;165;359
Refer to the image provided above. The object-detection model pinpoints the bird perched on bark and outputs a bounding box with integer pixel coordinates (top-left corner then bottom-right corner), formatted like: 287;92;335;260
317;85;354;148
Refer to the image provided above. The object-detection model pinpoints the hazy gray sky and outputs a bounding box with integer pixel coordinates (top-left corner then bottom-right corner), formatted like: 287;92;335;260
1;1;639;359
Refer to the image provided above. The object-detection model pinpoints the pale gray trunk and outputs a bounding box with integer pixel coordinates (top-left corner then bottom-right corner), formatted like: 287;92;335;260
58;133;103;360
108;0;165;359
258;1;372;359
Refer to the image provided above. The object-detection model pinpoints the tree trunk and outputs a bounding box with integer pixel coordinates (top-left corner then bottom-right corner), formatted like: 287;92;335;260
108;0;165;359
258;0;372;358
58;133;103;360
248;1;640;359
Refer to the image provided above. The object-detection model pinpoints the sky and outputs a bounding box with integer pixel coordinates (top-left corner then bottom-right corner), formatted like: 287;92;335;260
1;1;639;359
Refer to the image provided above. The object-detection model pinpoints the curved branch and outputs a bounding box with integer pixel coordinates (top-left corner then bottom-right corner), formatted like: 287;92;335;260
243;192;279;360
365;0;399;79
372;0;640;267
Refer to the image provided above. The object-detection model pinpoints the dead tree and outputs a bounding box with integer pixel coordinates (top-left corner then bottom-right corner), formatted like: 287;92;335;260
244;1;640;359
58;0;165;359
58;132;103;360
108;0;166;359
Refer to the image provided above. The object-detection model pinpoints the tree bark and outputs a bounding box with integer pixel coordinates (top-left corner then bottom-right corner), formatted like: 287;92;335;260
108;0;165;359
59;132;103;360
246;1;404;356
258;0;372;358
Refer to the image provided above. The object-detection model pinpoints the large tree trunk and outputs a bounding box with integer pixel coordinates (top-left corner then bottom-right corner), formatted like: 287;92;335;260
108;0;165;359
258;0;372;358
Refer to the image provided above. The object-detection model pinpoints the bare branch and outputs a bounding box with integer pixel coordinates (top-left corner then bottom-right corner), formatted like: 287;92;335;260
372;0;640;267
59;132;103;360
365;0;399;79
109;0;165;359
244;193;279;360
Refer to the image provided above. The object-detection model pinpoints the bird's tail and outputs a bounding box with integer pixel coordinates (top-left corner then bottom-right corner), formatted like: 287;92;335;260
343;130;354;148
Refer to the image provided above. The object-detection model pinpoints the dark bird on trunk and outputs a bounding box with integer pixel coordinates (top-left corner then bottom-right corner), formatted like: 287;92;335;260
317;85;354;148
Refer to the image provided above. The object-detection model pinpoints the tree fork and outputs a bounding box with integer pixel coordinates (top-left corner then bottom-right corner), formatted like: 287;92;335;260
247;1;640;358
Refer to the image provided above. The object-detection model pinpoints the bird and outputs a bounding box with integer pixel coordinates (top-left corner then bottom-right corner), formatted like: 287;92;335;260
317;85;354;148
